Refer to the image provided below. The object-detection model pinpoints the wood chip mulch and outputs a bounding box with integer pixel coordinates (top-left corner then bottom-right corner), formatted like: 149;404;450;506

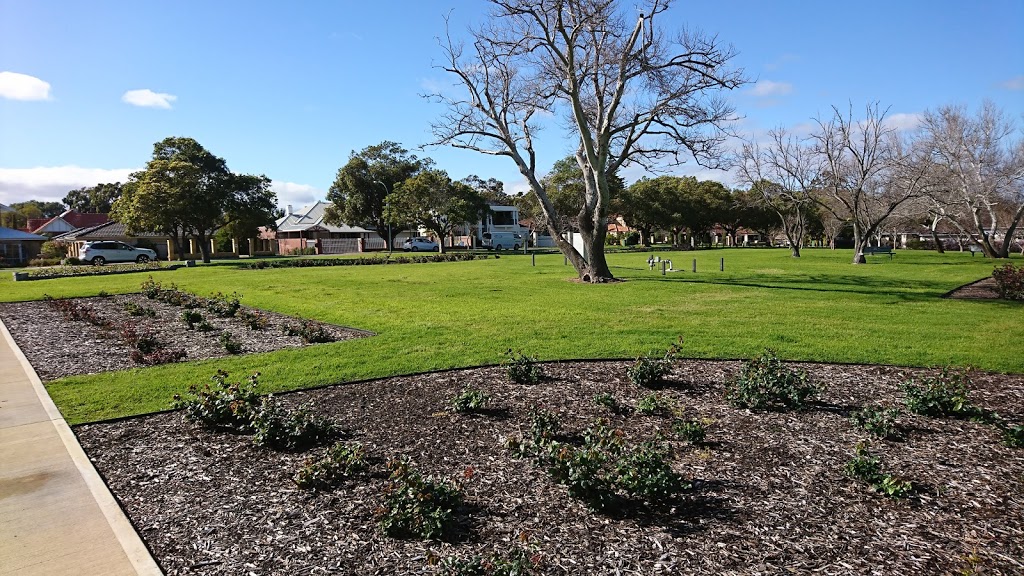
0;294;372;381
944;277;1002;300
73;360;1024;575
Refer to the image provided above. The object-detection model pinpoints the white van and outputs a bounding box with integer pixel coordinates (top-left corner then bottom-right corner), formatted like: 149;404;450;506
481;231;523;250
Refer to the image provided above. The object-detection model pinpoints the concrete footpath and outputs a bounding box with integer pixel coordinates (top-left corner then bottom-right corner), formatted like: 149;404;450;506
0;320;162;576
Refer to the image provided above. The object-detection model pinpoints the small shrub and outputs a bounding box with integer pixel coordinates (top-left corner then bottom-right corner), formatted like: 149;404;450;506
503;349;542;384
594;392;625;414
282;320;335;344
40;240;67;260
843;442;913;499
626;340;680;388
1001;424;1024;448
450;388;489;413
251;397;341;451
123;301;156;317
130;347;187;366
238;309;269;330
62;257;81;266
140;277;160;299
992;262;1024;300
378;457;463;540
219;331;242;354
613;441;688;503
440;549;535;576
196;319;215;332
903;369;976;418
181;309;204;329
172;370;261;432
206;291;241;317
850;405;904;440
725;349;819;411
120;324;160;354
672;419;706;444
635;393;673;416
294;442;368;490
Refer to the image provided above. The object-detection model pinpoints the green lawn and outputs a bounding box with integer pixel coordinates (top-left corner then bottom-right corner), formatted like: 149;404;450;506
2;248;1020;424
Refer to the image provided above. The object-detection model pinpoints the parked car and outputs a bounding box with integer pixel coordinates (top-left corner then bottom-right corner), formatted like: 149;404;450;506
402;237;439;252
80;241;158;265
482;231;524;250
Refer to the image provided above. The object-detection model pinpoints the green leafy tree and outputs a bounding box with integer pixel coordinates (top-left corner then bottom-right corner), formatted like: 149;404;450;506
113;137;278;263
63;183;122;213
678;179;730;247
461;174;510;206
387;169;489;254
325;141;429;250
11;200;65;219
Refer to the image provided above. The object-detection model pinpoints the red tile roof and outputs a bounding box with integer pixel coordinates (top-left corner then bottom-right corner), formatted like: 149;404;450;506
62;211;110;228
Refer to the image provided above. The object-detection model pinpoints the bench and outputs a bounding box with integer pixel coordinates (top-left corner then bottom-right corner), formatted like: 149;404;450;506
862;246;894;260
968;245;984;257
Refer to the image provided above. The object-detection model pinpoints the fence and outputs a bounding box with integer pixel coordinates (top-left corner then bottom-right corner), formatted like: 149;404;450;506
364;237;386;251
320;238;360;254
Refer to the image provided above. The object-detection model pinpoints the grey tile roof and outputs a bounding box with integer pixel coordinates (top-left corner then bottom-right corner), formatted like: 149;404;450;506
276;201;371;234
54;221;168;240
0;226;47;241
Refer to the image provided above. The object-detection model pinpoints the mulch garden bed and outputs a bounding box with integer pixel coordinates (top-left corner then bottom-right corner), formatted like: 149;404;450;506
0;294;371;381
72;360;1024;575
944;277;1002;300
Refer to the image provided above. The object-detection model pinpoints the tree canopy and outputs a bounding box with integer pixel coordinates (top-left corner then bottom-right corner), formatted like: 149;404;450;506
325;141;429;250
63;183;122;213
387;169;489;253
112;137;278;262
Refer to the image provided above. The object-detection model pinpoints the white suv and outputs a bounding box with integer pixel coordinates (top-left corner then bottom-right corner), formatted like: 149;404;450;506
402;237;439;252
80;241;158;265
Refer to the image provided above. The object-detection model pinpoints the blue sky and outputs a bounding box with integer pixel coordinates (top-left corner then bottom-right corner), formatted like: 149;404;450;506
1;0;1021;210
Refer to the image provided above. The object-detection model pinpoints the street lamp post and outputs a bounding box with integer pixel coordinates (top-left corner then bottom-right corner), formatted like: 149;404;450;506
373;180;392;256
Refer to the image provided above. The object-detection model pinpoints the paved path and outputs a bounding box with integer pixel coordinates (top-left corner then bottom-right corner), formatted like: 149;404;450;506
0;320;162;576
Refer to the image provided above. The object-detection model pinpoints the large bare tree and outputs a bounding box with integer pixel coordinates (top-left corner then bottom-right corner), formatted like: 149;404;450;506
812;104;929;264
918;102;1024;258
737;129;817;257
429;0;744;282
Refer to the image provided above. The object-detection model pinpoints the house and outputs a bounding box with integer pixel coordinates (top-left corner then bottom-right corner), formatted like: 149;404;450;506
0;226;47;265
273;201;376;254
53;221;176;260
26;210;110;238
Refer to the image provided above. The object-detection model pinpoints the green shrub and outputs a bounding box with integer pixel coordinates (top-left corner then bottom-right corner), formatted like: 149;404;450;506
378;457;463;540
843;442;913;498
439;549;535;576
282;320;335;343
613;442;688;503
238;309;269;330
123;301;156;317
850;405;904;440
219;331;242;354
902;369;975;418
672;419;706;444
503;349;542;384
172;371;261;433
40;241;67;260
206;291;241;317
1001;424;1024;448
141;277;160;298
120;324;160;354
621;231;640;246
180;310;204;329
594;392;624;414
626;339;681;388
250;397;340;451
636;393;673;416
992;262;1024;300
725;349;819;411
294;442;367;489
450;388;489;413
130;347;187;366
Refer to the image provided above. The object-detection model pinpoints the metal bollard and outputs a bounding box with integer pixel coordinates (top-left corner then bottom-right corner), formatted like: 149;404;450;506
720;257;724;271
532;253;536;266
692;259;696;273
564;256;567;266
661;261;666;276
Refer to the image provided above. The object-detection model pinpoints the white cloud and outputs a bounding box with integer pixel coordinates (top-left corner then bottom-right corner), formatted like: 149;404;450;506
883;112;923;132
1000;75;1024;91
0;71;52;101
270;181;321;211
750;80;793;97
122;89;177;109
0;166;137;205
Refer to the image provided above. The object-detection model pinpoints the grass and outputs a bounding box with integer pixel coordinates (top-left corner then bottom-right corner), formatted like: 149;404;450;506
2;248;1020;424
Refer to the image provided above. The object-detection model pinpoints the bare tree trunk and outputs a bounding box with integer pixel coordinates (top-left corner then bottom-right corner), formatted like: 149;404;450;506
930;229;945;253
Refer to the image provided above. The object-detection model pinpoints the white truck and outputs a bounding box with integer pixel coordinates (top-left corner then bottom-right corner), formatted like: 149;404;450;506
481;231;524;251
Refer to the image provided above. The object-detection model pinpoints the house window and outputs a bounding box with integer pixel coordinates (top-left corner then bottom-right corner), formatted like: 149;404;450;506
492;211;515;226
